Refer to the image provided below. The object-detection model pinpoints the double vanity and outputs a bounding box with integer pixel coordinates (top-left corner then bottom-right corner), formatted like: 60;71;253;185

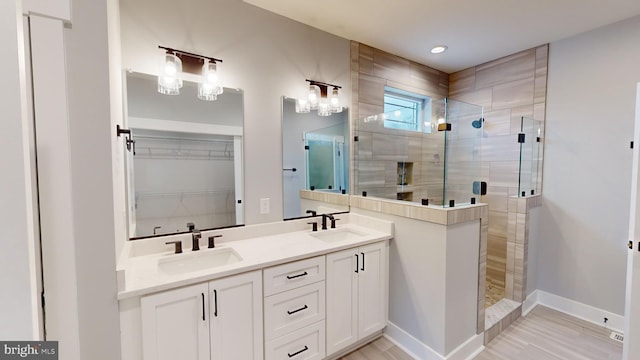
117;213;393;360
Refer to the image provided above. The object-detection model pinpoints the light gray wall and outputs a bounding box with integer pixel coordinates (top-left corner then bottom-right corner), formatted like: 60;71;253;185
64;0;122;357
119;0;351;225
541;15;640;315
0;1;38;339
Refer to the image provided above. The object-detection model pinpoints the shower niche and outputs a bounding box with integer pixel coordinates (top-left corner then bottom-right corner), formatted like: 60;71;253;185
354;97;484;207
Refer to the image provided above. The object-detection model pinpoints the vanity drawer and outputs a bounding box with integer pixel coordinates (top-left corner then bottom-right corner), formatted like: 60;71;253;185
264;281;325;340
265;321;325;360
264;256;325;296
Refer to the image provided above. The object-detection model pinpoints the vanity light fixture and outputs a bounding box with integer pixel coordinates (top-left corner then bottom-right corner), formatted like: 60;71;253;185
296;79;343;116
430;45;448;54
157;46;223;101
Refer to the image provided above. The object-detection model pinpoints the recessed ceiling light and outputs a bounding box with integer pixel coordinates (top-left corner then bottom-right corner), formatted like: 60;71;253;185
430;45;448;54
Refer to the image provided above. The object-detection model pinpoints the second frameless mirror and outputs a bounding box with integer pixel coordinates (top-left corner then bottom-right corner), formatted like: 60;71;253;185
281;97;349;219
125;72;244;238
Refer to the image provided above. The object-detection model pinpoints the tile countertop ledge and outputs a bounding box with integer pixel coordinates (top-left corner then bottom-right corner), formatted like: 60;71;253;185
116;213;394;300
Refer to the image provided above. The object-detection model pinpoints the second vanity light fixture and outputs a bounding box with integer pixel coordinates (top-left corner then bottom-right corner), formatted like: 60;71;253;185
295;79;343;116
157;45;224;101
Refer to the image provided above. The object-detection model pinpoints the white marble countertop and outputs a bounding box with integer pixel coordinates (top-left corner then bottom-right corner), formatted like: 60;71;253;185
117;213;393;300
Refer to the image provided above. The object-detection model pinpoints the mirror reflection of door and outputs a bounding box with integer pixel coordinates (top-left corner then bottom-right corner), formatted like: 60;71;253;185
125;72;244;238
305;130;345;192
282;97;349;219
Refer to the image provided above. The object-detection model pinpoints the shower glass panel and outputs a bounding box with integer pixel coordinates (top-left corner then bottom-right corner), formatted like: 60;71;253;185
442;98;483;207
354;97;482;207
518;117;543;197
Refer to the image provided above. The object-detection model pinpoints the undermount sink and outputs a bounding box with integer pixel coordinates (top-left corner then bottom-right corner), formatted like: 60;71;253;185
310;227;367;243
158;247;242;275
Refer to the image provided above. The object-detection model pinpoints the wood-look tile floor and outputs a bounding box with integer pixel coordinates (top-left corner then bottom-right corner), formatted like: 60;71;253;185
339;306;622;360
339;336;414;360
474;306;622;360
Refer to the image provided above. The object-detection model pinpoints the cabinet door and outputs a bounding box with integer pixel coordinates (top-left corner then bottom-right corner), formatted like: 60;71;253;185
358;241;388;338
209;270;263;360
325;248;358;356
141;283;210;360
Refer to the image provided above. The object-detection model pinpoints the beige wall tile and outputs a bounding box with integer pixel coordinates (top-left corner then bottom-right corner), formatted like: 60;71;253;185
492;77;535;111
449;67;476;96
482;134;521;162
476;49;535;89
373;48;411;83
510;105;534;134
358;43;374;76
534;74;547;104
483;109;512;136
451;87;493;111
358;73;385;107
489;161;520;188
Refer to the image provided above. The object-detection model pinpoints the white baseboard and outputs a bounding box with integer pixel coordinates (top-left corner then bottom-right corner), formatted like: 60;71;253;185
384;321;442;360
532;290;624;333
522;290;539;316
384;322;484;360
447;333;484;360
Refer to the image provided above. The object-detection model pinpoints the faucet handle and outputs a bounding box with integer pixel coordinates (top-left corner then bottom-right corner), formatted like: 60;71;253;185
330;218;340;229
306;210;317;217
307;222;318;232
208;235;223;248
165;240;183;254
187;222;195;231
192;230;201;251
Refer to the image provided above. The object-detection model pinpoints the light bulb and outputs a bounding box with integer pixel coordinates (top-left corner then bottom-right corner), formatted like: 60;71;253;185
330;87;342;113
318;102;331;117
296;99;310;113
198;61;222;101
308;85;320;110
158;53;182;95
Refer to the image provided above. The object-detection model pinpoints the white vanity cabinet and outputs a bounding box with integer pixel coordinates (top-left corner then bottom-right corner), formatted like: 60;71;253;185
141;283;210;360
325;241;388;356
141;270;263;360
264;256;326;360
209;271;263;360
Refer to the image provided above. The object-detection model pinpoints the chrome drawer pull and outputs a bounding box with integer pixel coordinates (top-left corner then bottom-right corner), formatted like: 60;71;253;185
287;304;308;315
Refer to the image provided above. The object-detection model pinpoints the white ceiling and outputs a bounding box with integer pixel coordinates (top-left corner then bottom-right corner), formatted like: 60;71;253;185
243;0;640;73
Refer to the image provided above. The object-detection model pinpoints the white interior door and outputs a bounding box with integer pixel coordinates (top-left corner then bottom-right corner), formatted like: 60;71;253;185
624;83;640;360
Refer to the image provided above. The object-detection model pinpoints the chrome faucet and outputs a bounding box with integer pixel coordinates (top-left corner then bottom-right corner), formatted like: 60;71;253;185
192;229;201;251
321;214;334;230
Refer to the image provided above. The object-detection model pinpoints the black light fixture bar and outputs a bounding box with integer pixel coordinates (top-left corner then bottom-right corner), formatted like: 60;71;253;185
306;79;341;89
306;79;341;98
158;45;223;64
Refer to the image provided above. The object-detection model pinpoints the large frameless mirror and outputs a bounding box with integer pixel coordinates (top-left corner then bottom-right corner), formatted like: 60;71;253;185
124;72;244;239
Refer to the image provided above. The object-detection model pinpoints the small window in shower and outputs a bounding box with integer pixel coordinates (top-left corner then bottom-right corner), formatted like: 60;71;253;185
383;87;431;133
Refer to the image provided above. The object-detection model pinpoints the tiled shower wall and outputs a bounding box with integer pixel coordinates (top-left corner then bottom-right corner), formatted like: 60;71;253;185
350;42;450;202
449;45;549;301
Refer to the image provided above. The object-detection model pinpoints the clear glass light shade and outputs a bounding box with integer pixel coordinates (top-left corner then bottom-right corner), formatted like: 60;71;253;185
158;53;183;95
295;98;310;113
330;87;342;113
308;85;320;110
318;102;332;117
198;61;223;101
